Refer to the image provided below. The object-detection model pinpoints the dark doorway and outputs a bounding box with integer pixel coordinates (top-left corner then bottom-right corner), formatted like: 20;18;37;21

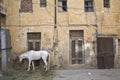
97;37;114;69
70;30;84;64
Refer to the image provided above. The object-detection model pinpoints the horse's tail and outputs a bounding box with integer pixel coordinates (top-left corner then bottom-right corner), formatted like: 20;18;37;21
48;52;50;70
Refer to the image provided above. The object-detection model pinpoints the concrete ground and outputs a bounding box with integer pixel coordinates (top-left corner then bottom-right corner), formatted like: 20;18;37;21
53;69;120;80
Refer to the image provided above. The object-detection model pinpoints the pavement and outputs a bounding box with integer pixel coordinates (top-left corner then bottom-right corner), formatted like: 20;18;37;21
53;69;120;80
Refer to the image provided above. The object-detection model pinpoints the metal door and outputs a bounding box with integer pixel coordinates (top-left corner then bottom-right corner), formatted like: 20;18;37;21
97;37;114;69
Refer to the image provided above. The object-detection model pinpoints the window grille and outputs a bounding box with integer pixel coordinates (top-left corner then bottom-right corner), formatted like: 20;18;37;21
40;0;47;7
84;0;94;12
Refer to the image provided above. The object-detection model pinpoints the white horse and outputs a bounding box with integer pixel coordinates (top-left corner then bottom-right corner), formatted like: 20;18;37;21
19;50;50;71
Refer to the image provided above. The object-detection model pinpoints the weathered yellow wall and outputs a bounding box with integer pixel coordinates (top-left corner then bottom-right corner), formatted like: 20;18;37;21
5;0;54;52
5;0;120;68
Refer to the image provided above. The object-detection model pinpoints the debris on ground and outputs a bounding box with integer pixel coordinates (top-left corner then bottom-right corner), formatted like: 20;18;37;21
1;68;55;80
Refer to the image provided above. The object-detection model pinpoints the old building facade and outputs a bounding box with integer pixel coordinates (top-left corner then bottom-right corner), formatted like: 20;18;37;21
1;0;120;69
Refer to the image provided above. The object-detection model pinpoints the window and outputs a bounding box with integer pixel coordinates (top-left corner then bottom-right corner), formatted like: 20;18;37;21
20;0;33;12
84;0;94;12
104;0;110;8
58;0;67;12
40;0;47;7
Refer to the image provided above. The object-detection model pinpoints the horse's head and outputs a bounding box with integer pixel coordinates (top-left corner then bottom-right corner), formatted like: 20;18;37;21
19;53;28;62
19;54;25;62
19;55;23;62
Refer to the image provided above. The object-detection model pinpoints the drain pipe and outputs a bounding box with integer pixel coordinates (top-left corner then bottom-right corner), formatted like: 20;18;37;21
53;0;57;54
54;0;57;29
53;0;58;66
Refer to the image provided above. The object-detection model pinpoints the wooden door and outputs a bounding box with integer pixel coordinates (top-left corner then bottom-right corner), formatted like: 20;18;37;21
71;39;83;64
28;40;41;51
27;33;41;66
27;33;41;51
97;37;114;69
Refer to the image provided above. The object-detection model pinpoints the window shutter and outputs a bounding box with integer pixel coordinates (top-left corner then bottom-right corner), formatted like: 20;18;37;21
20;0;33;12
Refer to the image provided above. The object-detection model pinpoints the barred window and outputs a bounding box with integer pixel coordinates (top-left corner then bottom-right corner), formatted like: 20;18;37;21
20;0;33;12
104;0;110;8
40;0;47;7
84;0;94;12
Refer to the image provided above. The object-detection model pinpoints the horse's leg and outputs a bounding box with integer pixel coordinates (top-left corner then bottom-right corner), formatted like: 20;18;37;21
32;61;35;71
42;57;48;71
27;59;31;71
44;60;48;71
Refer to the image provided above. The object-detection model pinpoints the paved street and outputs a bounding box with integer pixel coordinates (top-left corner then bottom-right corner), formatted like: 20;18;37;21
53;69;120;80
